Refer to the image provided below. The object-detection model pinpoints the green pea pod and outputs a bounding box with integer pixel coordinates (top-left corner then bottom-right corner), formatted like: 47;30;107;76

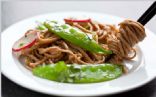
33;61;123;83
36;22;47;30
43;21;112;54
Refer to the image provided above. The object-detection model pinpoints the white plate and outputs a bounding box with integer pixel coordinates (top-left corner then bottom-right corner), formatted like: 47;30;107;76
2;11;156;96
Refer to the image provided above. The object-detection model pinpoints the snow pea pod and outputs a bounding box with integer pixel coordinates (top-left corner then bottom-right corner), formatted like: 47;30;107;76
43;21;112;54
33;61;123;83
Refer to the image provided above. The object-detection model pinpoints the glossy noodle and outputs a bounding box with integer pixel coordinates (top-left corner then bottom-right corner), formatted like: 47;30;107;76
19;19;146;72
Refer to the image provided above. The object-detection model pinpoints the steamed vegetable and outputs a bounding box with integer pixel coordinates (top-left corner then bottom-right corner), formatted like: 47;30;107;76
33;61;123;83
43;21;112;54
36;23;47;30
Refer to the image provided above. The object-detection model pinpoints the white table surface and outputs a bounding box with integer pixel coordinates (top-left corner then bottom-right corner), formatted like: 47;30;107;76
1;1;156;32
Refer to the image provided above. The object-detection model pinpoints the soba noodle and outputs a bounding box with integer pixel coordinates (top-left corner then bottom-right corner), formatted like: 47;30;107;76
20;19;146;71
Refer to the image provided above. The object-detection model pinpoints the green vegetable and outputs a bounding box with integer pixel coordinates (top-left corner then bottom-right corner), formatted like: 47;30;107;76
32;61;68;82
43;21;112;54
33;61;123;83
36;22;47;30
19;43;25;47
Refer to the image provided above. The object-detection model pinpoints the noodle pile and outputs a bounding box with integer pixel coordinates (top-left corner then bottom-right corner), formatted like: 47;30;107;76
20;19;146;71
